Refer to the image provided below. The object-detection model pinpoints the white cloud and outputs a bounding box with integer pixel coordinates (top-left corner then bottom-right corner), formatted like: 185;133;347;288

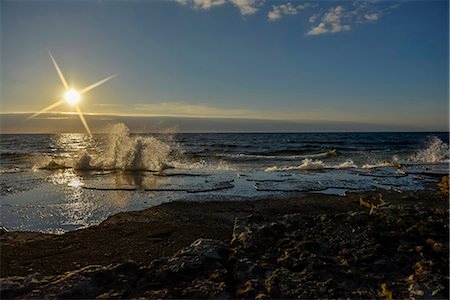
308;13;319;23
268;2;316;21
306;1;397;36
364;13;379;21
307;5;351;35
177;0;261;15
307;22;328;36
176;0;400;34
230;0;262;15
177;0;227;10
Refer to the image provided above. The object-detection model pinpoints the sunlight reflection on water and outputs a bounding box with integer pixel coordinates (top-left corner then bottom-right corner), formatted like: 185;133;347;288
50;133;95;158
1;131;448;233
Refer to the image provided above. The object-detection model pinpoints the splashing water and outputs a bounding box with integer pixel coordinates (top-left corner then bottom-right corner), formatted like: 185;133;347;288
33;123;231;172
75;123;172;171
33;124;175;171
410;136;449;163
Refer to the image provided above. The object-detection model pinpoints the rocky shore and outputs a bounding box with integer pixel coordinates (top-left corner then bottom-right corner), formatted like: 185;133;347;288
1;190;448;299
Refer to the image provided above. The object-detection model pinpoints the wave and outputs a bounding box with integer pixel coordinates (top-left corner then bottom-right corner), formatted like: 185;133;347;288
219;149;339;161
361;162;404;169
265;155;449;173
34;123;173;171
408;136;449;163
265;158;357;171
33;123;232;172
170;159;234;171
265;136;449;173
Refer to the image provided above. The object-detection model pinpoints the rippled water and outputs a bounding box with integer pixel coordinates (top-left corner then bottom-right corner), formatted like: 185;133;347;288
1;124;448;233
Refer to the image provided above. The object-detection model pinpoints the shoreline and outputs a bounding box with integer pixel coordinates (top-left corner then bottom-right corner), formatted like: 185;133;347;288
1;188;449;298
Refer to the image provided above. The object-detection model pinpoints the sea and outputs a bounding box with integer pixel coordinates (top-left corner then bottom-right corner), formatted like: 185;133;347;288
1;123;448;233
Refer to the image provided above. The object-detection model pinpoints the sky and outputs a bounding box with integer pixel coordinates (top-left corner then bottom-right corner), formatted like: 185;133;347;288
1;0;449;133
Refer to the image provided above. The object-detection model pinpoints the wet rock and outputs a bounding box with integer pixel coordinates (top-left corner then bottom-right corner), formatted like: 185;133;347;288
227;202;448;299
1;194;448;299
1;239;230;299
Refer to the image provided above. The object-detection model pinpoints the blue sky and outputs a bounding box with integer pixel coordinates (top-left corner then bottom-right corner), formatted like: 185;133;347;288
1;0;449;132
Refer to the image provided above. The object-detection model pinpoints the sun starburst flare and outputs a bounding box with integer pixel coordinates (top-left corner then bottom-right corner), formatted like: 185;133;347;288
27;51;117;137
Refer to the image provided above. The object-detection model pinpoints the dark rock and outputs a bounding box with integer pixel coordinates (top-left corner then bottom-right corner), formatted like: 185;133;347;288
1;196;448;299
1;239;230;299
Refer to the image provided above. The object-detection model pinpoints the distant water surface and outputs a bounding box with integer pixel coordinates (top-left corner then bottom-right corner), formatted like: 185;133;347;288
1;124;448;233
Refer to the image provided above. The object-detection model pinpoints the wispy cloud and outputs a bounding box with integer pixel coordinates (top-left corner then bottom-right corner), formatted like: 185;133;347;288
175;0;226;10
307;1;397;36
176;0;400;35
364;13;379;22
267;2;316;21
231;0;261;15
129;102;332;121
93;103;123;107
133;102;253;118
308;13;319;23
176;0;261;15
307;5;350;36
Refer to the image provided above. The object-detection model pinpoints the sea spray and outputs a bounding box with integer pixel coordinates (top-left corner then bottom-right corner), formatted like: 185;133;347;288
409;136;449;163
33;124;175;171
34;123;231;172
77;123;172;171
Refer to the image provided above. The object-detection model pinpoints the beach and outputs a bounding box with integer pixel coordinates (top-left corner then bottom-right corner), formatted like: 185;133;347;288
1;187;448;298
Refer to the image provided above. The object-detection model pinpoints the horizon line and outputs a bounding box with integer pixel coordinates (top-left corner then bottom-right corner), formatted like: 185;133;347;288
0;111;443;126
1;130;449;135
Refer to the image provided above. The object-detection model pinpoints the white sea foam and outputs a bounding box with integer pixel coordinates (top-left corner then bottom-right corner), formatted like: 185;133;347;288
265;158;357;172
265;137;449;173
409;136;449;163
34;124;173;171
334;160;358;169
170;159;234;171
82;123;172;171
34;123;232;172
361;162;397;169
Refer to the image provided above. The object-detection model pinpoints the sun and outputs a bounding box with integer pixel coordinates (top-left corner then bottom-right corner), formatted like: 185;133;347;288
64;89;81;106
27;51;117;137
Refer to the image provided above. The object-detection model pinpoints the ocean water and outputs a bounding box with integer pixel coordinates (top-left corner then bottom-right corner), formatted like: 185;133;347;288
1;123;448;233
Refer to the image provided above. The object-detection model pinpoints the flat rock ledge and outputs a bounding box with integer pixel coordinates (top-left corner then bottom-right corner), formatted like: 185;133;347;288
1;203;448;299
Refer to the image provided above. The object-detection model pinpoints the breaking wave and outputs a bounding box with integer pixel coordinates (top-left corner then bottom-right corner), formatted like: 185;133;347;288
409;136;449;163
28;131;450;173
265;136;449;172
35;124;174;171
361;162;402;169
33;123;232;172
265;158;357;172
77;123;173;171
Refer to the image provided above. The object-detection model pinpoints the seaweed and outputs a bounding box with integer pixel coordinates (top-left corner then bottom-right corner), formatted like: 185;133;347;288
359;193;386;215
437;176;449;196
379;283;393;300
